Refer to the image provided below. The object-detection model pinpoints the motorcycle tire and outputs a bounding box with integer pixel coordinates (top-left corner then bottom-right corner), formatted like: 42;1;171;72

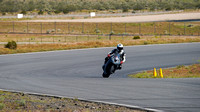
102;73;110;78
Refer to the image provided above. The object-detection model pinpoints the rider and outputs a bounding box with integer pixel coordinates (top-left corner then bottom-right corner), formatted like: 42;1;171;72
104;43;126;69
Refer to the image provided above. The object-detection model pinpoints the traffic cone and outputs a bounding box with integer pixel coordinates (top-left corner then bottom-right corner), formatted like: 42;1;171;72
153;68;157;78
160;68;164;78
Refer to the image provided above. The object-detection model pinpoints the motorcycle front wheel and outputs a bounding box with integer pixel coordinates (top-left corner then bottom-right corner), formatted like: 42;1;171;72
102;73;110;78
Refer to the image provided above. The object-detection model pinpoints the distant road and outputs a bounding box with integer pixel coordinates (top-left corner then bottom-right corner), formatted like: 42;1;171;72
0;11;182;19
0;42;57;45
24;12;200;23
0;43;200;112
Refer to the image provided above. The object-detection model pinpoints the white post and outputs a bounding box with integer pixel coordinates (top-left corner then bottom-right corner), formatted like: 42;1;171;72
90;12;96;18
17;14;23;19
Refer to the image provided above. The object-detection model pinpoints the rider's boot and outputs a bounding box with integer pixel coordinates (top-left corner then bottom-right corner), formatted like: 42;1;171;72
118;64;122;70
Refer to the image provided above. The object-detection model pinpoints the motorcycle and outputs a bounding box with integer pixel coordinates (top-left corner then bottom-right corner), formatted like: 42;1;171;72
102;53;121;78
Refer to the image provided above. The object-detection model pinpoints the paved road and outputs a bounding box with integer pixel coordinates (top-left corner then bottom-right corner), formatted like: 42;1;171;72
0;11;181;19
25;13;200;23
0;43;200;112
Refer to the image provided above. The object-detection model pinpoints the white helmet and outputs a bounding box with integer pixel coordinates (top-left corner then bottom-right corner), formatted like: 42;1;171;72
117;43;123;51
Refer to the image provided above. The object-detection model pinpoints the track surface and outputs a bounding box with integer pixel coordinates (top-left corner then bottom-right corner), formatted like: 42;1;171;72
0;43;200;112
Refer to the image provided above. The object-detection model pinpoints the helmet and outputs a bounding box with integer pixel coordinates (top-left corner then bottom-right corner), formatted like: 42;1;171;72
117;43;123;51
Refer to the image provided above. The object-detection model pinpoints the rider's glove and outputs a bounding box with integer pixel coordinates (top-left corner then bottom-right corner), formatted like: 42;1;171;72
107;54;111;57
120;61;123;64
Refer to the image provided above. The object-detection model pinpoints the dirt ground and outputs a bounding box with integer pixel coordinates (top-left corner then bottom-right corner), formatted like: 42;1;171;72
0;90;145;112
24;12;200;23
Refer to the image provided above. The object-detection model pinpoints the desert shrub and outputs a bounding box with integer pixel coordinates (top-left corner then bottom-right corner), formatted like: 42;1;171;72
51;29;55;32
176;65;185;69
187;24;193;27
54;10;61;14
5;41;17;49
110;31;115;35
47;11;52;15
46;30;51;34
144;41;148;45
122;8;128;12
63;8;70;14
57;29;61;32
133;36;140;39
95;29;101;34
132;10;135;13
2;12;6;15
0;96;5;101
0;103;4;110
155;36;160;38
0;0;199;15
97;36;101;39
164;30;168;35
21;10;27;15
38;10;44;15
18;100;26;106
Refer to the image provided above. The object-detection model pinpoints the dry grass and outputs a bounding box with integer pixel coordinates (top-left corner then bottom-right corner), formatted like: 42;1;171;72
0;22;199;35
0;34;200;42
129;64;200;78
0;35;200;55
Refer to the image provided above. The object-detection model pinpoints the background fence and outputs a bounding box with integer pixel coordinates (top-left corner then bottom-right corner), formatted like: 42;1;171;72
0;22;200;36
0;35;138;44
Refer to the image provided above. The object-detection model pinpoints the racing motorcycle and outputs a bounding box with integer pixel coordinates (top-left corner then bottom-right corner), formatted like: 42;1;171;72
102;53;121;78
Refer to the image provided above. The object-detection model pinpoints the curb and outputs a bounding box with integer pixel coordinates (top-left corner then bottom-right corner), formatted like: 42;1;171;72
0;89;162;112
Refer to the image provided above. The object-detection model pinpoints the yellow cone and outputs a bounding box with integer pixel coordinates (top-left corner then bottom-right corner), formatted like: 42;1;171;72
153;68;157;78
160;68;164;78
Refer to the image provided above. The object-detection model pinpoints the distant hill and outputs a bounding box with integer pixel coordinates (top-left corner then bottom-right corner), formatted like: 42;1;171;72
0;0;199;15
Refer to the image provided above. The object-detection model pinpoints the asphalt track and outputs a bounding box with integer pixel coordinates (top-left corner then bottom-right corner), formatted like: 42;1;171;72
0;43;200;112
